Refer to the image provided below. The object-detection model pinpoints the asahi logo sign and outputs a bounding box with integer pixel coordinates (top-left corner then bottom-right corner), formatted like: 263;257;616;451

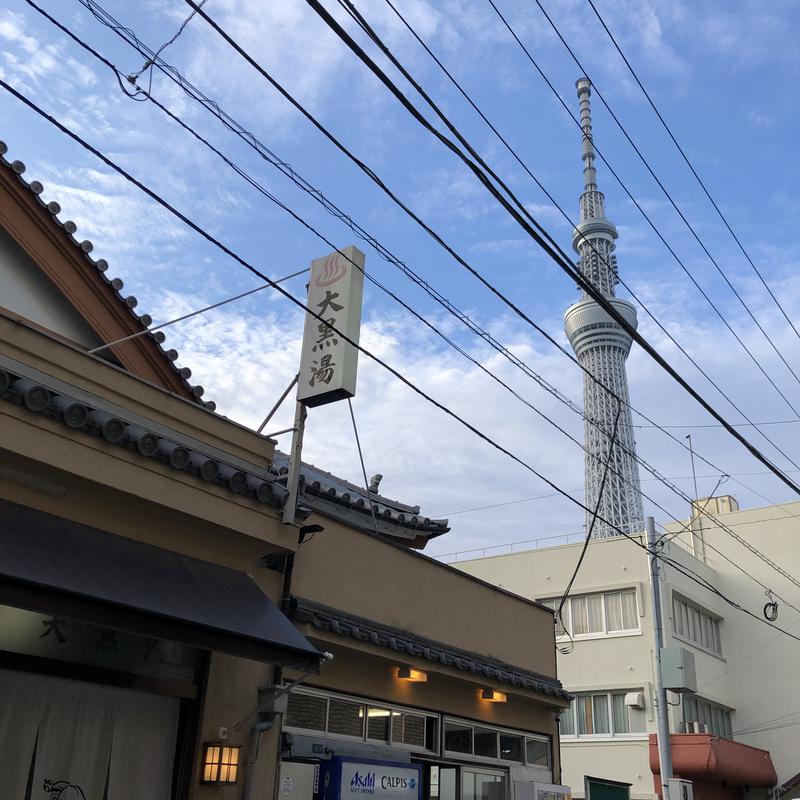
297;246;365;408
340;762;419;799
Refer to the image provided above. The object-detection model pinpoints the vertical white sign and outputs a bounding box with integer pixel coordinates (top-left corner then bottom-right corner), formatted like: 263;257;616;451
297;246;365;407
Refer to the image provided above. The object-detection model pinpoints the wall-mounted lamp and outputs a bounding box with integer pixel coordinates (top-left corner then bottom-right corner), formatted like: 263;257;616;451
201;742;241;785
397;666;428;682
481;689;507;703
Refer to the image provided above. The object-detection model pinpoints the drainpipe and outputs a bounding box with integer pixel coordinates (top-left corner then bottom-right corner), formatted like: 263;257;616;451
241;714;276;800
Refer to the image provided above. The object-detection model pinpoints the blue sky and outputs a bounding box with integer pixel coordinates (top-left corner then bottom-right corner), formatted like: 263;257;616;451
2;0;800;557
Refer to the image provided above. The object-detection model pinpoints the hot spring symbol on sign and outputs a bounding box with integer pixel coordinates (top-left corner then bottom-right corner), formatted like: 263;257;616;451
314;252;348;287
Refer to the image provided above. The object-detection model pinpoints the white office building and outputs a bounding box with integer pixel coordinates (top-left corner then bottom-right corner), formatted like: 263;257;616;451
454;495;799;800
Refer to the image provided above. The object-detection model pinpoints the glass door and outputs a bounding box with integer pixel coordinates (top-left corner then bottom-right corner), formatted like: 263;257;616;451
461;767;507;800
427;765;458;800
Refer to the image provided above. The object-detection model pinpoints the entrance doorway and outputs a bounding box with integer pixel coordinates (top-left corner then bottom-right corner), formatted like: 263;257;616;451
424;764;507;800
0;669;180;800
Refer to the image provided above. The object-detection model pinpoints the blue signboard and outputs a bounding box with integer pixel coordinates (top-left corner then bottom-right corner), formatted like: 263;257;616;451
318;757;422;800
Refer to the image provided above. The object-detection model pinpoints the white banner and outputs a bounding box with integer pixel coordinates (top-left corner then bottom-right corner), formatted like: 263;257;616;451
297;246;365;407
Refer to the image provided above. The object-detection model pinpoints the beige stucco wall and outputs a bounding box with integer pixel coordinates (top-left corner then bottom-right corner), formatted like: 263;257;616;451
0;314;297;554
295;635;560;738
290;515;559;681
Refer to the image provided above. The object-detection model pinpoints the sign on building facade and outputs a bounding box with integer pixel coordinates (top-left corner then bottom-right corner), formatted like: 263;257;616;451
319;757;422;800
297;246;365;408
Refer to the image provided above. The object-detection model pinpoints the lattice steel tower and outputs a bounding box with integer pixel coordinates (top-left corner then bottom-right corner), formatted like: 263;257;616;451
564;78;643;538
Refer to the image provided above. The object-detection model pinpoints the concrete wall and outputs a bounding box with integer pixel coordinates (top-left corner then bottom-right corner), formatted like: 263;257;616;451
662;500;800;784
458;537;656;798
458;504;800;795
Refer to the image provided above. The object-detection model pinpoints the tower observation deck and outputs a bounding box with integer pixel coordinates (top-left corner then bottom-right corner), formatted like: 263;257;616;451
563;78;644;538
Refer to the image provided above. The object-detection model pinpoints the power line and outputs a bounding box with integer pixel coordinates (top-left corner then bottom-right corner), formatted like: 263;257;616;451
657;552;800;645
431;507;800;558
190;0;800;496
80;1;800;608
113;13;800;593
634;420;799;430
0;75;651;552
734;705;800;736
348;398;380;535
12;18;800;662
556;402;622;649
386;0;800;428
71;0;799;515
128;0;206;85
583;0;800;349
523;0;800;398
88;267;309;355
436;471;800;518
51;0;800;605
36;1;796;616
480;0;800;465
367;0;800;500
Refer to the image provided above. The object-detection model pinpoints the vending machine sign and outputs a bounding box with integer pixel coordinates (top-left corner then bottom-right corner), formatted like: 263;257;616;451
319;758;422;800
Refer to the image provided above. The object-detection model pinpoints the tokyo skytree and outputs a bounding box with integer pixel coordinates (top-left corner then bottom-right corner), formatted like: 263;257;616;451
564;78;644;538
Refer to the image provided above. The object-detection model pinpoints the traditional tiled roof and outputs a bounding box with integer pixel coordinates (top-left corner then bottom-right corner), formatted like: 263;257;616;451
0;356;449;540
271;453;450;541
0;142;212;409
291;596;571;701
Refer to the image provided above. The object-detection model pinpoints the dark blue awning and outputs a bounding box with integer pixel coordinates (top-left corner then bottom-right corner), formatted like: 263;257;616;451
0;498;321;670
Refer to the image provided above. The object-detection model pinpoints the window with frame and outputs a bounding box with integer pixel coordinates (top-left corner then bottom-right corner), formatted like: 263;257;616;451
559;691;645;738
672;595;722;656
683;695;732;738
285;689;439;753
443;718;551;769
540;590;638;638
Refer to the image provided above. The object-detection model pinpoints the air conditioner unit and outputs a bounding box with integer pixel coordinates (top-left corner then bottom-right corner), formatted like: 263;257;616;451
687;722;708;734
624;691;645;709
668;779;693;800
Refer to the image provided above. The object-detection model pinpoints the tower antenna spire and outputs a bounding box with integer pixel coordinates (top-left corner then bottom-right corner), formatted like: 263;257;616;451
576;77;597;194
564;77;644;539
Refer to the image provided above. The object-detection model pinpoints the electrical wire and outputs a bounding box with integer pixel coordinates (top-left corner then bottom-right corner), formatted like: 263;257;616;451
348;398;380;535
40;0;800;620
128;0;206;87
555;402;622;653
584;0;800;348
0;75;653;552
292;0;800;593
88;267;309;355
70;0;798;519
383;0;800;408
733;705;800;736
31;1;800;624
657;551;800;643
369;0;800;501
291;0;800;485
480;0;800;459
522;0;800;398
39;0;753;551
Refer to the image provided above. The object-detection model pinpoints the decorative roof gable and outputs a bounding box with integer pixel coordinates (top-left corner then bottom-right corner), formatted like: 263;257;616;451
0;141;209;406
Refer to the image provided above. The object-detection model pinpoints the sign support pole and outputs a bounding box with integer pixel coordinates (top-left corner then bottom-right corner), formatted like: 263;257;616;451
647;515;673;799
282;399;307;525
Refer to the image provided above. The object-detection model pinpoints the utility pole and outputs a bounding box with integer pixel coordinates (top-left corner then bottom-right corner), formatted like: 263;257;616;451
685;434;706;561
646;515;673;800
